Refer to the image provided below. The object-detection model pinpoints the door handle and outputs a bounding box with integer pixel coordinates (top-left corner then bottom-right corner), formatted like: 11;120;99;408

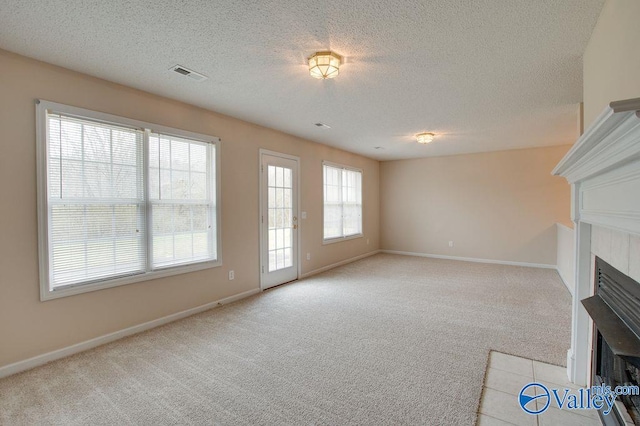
293;224;298;229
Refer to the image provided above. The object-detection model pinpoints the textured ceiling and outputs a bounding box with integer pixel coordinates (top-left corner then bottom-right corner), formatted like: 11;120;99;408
0;0;604;160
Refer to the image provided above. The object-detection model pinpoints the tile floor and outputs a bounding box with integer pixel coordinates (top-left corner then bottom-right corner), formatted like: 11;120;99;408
477;351;605;426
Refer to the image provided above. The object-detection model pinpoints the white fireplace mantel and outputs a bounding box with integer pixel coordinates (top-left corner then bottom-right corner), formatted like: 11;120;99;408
553;97;640;386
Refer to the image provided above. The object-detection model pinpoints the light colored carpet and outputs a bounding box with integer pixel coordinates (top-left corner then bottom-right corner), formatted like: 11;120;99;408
0;254;571;425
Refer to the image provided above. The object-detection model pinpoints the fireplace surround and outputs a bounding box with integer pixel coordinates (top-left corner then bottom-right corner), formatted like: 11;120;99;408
553;97;640;389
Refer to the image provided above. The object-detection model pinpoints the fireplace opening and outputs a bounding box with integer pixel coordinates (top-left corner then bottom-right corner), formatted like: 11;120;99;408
583;257;640;425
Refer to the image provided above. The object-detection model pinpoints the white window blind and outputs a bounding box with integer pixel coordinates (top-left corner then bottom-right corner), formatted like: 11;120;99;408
47;113;146;288
323;163;362;240
149;133;217;268
38;101;221;299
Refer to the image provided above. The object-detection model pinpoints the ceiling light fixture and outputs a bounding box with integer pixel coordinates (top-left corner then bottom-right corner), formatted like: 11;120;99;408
308;51;342;79
416;132;435;144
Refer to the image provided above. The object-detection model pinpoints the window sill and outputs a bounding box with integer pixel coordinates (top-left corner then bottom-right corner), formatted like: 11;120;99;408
322;234;363;245
40;259;222;301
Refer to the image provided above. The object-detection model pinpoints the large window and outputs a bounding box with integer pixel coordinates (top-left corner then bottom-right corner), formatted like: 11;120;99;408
37;101;221;300
323;162;363;242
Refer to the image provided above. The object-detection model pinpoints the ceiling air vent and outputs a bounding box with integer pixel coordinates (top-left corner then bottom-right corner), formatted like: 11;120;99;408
169;64;208;82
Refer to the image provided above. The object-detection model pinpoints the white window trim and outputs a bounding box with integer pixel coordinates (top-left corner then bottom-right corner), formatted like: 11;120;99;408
323;233;363;245
322;160;364;244
36;100;222;301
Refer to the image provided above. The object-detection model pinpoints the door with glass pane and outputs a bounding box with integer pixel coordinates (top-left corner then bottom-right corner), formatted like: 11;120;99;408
260;152;298;289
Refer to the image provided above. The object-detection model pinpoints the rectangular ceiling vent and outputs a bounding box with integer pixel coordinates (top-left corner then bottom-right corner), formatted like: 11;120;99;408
169;65;208;82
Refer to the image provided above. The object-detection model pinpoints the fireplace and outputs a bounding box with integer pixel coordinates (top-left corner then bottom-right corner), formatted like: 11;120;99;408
553;97;640;389
583;257;640;425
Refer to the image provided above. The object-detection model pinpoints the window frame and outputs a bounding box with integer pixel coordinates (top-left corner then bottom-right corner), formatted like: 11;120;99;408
322;160;364;244
36;100;222;301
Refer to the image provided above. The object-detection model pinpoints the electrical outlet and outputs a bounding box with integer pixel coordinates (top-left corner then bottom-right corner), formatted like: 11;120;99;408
448;241;454;248
301;211;307;219
306;253;311;261
228;270;234;280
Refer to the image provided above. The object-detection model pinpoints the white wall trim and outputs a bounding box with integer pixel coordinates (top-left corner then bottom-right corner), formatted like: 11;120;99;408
300;250;381;279
0;288;260;379
556;222;576;296
556;268;573;294
556;223;574;232
381;250;557;269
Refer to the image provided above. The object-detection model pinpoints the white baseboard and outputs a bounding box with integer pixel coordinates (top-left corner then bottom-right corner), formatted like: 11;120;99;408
300;250;381;279
380;249;557;269
0;288;260;379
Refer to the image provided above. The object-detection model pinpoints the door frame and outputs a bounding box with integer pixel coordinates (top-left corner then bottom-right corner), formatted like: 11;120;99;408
258;149;301;290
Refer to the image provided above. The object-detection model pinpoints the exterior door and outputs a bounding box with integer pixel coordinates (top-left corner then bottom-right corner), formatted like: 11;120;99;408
260;151;299;289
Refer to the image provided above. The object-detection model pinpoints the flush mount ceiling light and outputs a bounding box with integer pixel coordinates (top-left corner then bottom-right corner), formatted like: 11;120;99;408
308;51;342;79
416;132;435;144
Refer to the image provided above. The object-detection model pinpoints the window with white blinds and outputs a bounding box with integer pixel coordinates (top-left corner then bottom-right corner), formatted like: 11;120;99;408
37;101;221;300
323;162;363;241
46;113;146;288
149;133;217;268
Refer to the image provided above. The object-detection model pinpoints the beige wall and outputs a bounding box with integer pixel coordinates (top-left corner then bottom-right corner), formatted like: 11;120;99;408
380;146;571;265
0;50;379;367
583;0;640;127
